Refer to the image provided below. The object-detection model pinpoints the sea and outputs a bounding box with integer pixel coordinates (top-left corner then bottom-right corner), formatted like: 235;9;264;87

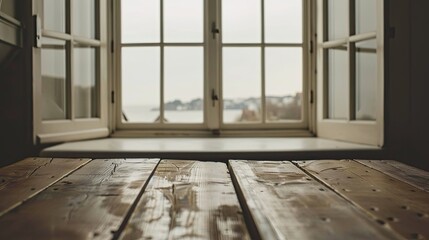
123;105;242;123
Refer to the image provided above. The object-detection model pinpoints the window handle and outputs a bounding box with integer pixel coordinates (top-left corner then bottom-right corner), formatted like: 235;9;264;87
211;22;220;39
211;89;219;107
34;15;42;48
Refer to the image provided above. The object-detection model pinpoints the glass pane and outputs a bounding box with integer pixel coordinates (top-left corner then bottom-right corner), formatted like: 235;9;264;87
327;0;348;40
73;45;97;118
41;37;67;120
356;0;376;34
122;0;160;43
327;47;348;119
164;47;204;123
223;47;261;123
43;0;66;32
164;0;203;43
222;0;261;43
265;0;302;43
122;47;160;122
265;47;302;121
0;0;18;18
355;40;377;120
73;0;96;39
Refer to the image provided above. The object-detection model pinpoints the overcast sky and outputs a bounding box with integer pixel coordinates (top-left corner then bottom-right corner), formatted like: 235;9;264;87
121;0;303;107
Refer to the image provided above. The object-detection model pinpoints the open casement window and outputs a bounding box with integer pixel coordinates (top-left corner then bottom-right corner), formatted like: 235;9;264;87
33;0;109;144
316;0;384;146
115;0;313;136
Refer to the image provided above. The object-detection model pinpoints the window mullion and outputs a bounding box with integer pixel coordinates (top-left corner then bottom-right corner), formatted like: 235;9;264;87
349;0;356;121
348;41;356;121
305;0;314;130
42;30;72;41
320;0;328;119
95;0;101;119
67;0;74;120
160;0;165;124
95;0;100;40
261;0;266;124
207;0;220;130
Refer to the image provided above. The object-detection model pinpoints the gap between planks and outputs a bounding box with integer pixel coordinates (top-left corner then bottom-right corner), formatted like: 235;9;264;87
2;158;425;240
228;160;401;240
355;159;429;192
111;159;161;240
0;158;160;240
295;159;429;240
118;159;251;240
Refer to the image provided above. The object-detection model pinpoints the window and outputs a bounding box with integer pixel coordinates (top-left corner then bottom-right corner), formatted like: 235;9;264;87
316;0;384;145
32;0;384;145
116;0;311;134
33;0;109;143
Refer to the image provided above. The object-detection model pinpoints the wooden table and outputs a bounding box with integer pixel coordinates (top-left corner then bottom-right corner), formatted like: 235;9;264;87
0;158;427;239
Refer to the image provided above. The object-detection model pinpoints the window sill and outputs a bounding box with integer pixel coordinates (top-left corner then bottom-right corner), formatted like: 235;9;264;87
39;137;382;160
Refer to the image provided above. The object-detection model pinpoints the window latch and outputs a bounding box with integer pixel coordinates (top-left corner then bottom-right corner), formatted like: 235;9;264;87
211;22;220;39
211;89;219;107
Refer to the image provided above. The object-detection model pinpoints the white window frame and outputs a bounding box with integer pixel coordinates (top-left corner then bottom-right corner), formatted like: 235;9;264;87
113;0;315;137
316;0;384;146
32;0;384;144
33;0;109;144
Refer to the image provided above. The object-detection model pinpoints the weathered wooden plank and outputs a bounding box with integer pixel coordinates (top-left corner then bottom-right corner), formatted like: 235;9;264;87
356;160;429;192
0;157;91;216
119;160;250;240
229;160;401;240
0;158;159;240
296;160;429;240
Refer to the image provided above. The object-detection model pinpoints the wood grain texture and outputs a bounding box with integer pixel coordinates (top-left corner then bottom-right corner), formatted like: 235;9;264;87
296;160;429;240
356;160;429;192
0;158;159;240
119;160;250;240
228;160;400;240
0;157;91;216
